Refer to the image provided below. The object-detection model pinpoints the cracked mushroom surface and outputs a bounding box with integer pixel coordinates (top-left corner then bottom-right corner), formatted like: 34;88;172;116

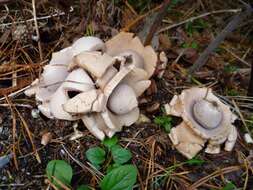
25;32;161;140
165;87;238;159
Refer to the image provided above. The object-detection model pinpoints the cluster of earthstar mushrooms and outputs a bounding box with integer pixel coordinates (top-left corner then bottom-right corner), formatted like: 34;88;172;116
165;87;238;158
25;32;238;159
25;32;159;140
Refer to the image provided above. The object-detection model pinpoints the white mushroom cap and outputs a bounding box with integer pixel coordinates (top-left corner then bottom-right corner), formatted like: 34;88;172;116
101;109;122;131
82;114;105;140
93;114;116;138
62;68;94;91
167;88;235;140
50;47;73;66
169;122;206;159
49;86;74;120
121;67;150;97
42;65;69;92
92;93;107;112
24;79;39;97
96;66;118;89
42;47;73;92
117;107;140;126
107;83;138;115
129;80;151;97
71;51;115;78
105;32;157;78
165;95;183;117
25;78;55;102
224;125;237;151
193;99;223;129
36;81;55;102
49;68;94;120
103;63;134;97
63;89;98;114
38;102;53;119
72;36;105;56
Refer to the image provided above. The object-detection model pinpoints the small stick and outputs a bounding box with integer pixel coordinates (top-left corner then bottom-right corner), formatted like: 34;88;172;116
32;0;43;61
144;0;171;46
158;9;241;33
223;46;250;67
188;4;253;76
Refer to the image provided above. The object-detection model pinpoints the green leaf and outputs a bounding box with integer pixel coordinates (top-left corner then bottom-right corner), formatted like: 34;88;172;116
154;115;172;133
100;164;138;190
77;185;91;190
224;65;238;73
191;42;198;49
221;182;237;190
111;145;132;164
85;147;106;165
46;160;73;189
102;136;118;149
106;163;121;174
186;158;205;166
226;88;239;96
181;42;190;48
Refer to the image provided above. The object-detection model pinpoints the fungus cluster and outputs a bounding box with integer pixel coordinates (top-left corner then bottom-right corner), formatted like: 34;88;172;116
25;32;161;140
165;87;238;159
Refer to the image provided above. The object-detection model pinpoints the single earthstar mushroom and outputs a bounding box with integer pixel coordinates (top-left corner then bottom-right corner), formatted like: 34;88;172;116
165;87;238;158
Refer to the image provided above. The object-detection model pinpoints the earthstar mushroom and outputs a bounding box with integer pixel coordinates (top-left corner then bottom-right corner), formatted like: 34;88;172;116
165;87;238;158
25;32;160;140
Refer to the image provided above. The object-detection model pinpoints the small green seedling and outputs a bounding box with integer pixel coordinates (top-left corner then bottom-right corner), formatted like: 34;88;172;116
102;136;118;150
154;115;172;133
85;136;137;190
185;18;208;35
181;42;199;49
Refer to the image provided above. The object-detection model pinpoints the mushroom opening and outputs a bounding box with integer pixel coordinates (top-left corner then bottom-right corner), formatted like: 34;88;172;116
67;90;81;99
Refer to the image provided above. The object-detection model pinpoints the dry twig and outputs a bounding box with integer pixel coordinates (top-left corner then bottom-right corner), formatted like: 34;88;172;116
158;9;241;33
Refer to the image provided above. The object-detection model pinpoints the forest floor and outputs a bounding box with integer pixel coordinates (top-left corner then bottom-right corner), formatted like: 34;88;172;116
0;0;252;189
